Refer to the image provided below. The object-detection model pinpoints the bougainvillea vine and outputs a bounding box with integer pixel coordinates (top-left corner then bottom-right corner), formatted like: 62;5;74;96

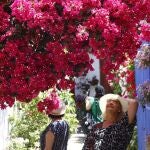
0;0;150;111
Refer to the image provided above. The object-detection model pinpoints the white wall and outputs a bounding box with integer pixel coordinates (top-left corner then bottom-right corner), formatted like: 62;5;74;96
86;54;100;82
0;109;9;150
86;54;100;97
75;54;100;97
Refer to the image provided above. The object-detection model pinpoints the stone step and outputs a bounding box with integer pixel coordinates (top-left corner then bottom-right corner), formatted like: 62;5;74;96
67;134;86;150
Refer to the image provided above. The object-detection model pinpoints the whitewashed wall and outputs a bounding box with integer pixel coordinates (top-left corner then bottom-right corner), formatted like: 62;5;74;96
75;54;100;97
0;109;9;150
86;54;100;97
86;54;100;82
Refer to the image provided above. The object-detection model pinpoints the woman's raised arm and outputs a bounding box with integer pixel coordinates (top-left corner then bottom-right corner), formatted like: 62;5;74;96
127;98;138;124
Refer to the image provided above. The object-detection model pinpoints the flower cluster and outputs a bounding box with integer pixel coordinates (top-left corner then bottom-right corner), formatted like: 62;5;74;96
135;43;150;68
140;23;150;42
137;80;150;105
0;0;150;110
0;4;10;33
107;59;136;97
37;90;60;114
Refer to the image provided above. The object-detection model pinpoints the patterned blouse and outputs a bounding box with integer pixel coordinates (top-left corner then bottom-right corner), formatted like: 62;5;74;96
40;120;69;150
82;113;136;150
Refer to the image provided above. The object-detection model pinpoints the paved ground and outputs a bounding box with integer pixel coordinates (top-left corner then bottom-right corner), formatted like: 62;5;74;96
67;134;86;150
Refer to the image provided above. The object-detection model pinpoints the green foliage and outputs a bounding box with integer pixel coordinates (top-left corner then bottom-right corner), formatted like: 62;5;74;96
127;127;138;150
128;63;135;71
9;98;48;149
59;90;79;133
112;82;122;95
9;90;78;149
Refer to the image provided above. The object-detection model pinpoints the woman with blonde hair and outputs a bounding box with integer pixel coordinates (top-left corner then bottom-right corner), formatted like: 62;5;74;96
83;94;138;150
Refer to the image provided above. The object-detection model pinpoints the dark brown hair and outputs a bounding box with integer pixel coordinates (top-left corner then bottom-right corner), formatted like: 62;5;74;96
48;114;64;119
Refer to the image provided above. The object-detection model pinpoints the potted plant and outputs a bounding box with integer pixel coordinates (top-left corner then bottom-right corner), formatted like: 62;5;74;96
135;43;150;69
137;80;150;107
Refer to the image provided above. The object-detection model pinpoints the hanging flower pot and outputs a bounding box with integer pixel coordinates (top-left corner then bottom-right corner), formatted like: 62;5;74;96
137;80;150;106
135;43;150;69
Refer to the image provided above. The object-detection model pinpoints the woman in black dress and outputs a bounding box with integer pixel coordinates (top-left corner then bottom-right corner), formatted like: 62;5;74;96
83;94;138;150
40;100;69;150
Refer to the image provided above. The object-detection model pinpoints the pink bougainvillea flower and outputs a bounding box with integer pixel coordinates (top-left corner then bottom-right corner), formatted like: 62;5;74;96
0;0;150;110
37;90;61;114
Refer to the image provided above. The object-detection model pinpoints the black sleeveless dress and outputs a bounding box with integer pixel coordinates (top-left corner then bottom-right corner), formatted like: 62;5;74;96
40;120;69;150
